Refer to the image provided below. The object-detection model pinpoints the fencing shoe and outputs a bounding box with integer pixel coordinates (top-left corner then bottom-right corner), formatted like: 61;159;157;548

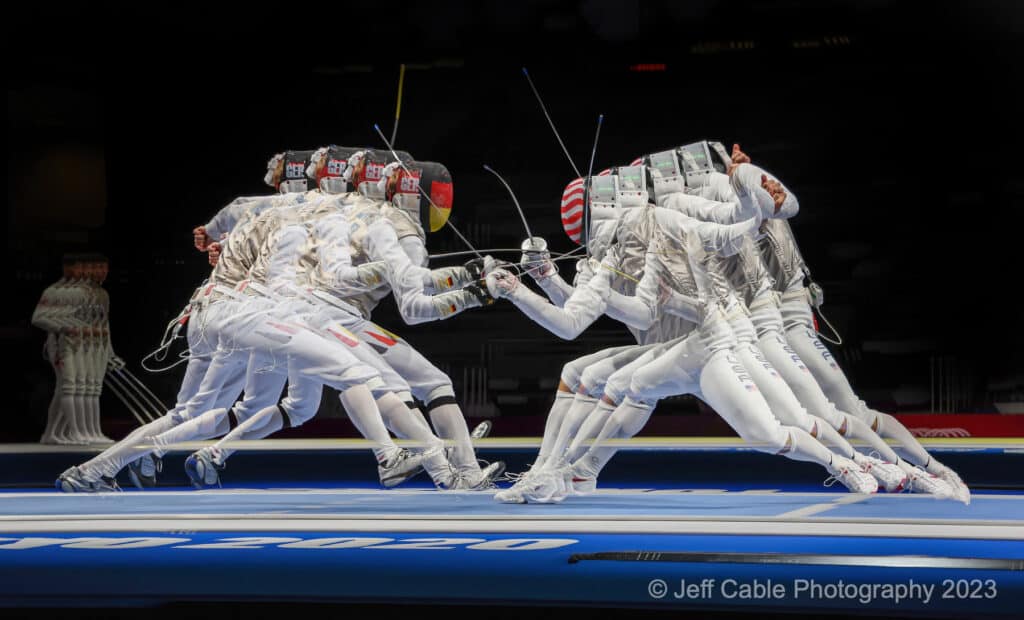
934;465;971;505
127;454;163;490
903;467;955;500
494;469;537;503
825;457;879;494
852;452;908;493
470;420;492;440
56;466;120;493
378;449;425;488
184;447;225;489
521;467;570;504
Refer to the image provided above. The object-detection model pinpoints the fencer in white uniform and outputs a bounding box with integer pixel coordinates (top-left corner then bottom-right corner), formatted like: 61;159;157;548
142;204;424;484
649;145;911;493
506;169;696;480
488;166;877;503
692;143;962;500
57;151;338;491
290;148;503;486
509;145;952;502
136;149;499;490
750;174;968;502
176;181;490;488
500;164;817;500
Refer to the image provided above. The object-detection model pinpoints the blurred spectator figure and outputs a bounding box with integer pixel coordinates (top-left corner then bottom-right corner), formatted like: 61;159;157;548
32;254;118;444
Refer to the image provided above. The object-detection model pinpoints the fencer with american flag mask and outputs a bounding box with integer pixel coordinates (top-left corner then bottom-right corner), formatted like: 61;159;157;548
489;162;878;503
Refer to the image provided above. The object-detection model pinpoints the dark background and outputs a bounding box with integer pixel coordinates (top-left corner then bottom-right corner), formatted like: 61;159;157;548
6;0;1024;441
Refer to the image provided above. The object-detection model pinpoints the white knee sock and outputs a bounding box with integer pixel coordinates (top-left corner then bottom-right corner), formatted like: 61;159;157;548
534;391;575;468
80;414;179;479
809;417;856;459
340;385;399;464
573;397;654;480
546;395;598;467
211;405;283;460
781;426;840;468
409;407;433;438
427;402;480;475
376;393;449;481
873;411;945;473
566;400;617;462
151;408;232;456
842;413;903;464
378;394;436;442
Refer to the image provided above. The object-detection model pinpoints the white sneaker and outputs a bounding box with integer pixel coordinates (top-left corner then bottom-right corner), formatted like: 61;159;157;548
56;466;120;493
825;457;879;494
852;452;908;492
378;449;425;488
902;466;956;500
127;454;162;490
493;469;537;503
568;464;597;495
938;469;970;505
470;420;492;440
520;468;569;504
184;447;224;488
494;486;527;504
449;461;507;490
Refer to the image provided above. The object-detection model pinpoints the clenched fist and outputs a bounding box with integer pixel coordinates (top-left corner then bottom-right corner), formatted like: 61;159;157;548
207;242;222;267
193;226;213;251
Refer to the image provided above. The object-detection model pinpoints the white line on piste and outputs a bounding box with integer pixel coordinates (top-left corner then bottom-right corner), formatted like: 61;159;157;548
4;511;1021;527
777;493;873;519
2;488;1023;500
0;517;1022;540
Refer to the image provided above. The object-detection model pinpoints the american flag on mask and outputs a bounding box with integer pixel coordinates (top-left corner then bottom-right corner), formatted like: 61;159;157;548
560;169;612;245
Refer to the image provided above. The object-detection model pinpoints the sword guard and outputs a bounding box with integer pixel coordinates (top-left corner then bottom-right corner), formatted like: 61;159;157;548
520;237;547;253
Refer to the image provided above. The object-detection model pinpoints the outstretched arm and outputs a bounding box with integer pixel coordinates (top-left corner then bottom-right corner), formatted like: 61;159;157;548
488;257;612;340
362;220;491;325
198;196;269;250
657;191;757;225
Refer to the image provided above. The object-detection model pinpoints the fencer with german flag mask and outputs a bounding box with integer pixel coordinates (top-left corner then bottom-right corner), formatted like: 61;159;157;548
488;166;878;503
179;148;491;489
145;204;432;487
301;149;504;487
57;150;345;492
86;150;462;491
193;150;322;251
176;149;501;490
170;205;469;490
